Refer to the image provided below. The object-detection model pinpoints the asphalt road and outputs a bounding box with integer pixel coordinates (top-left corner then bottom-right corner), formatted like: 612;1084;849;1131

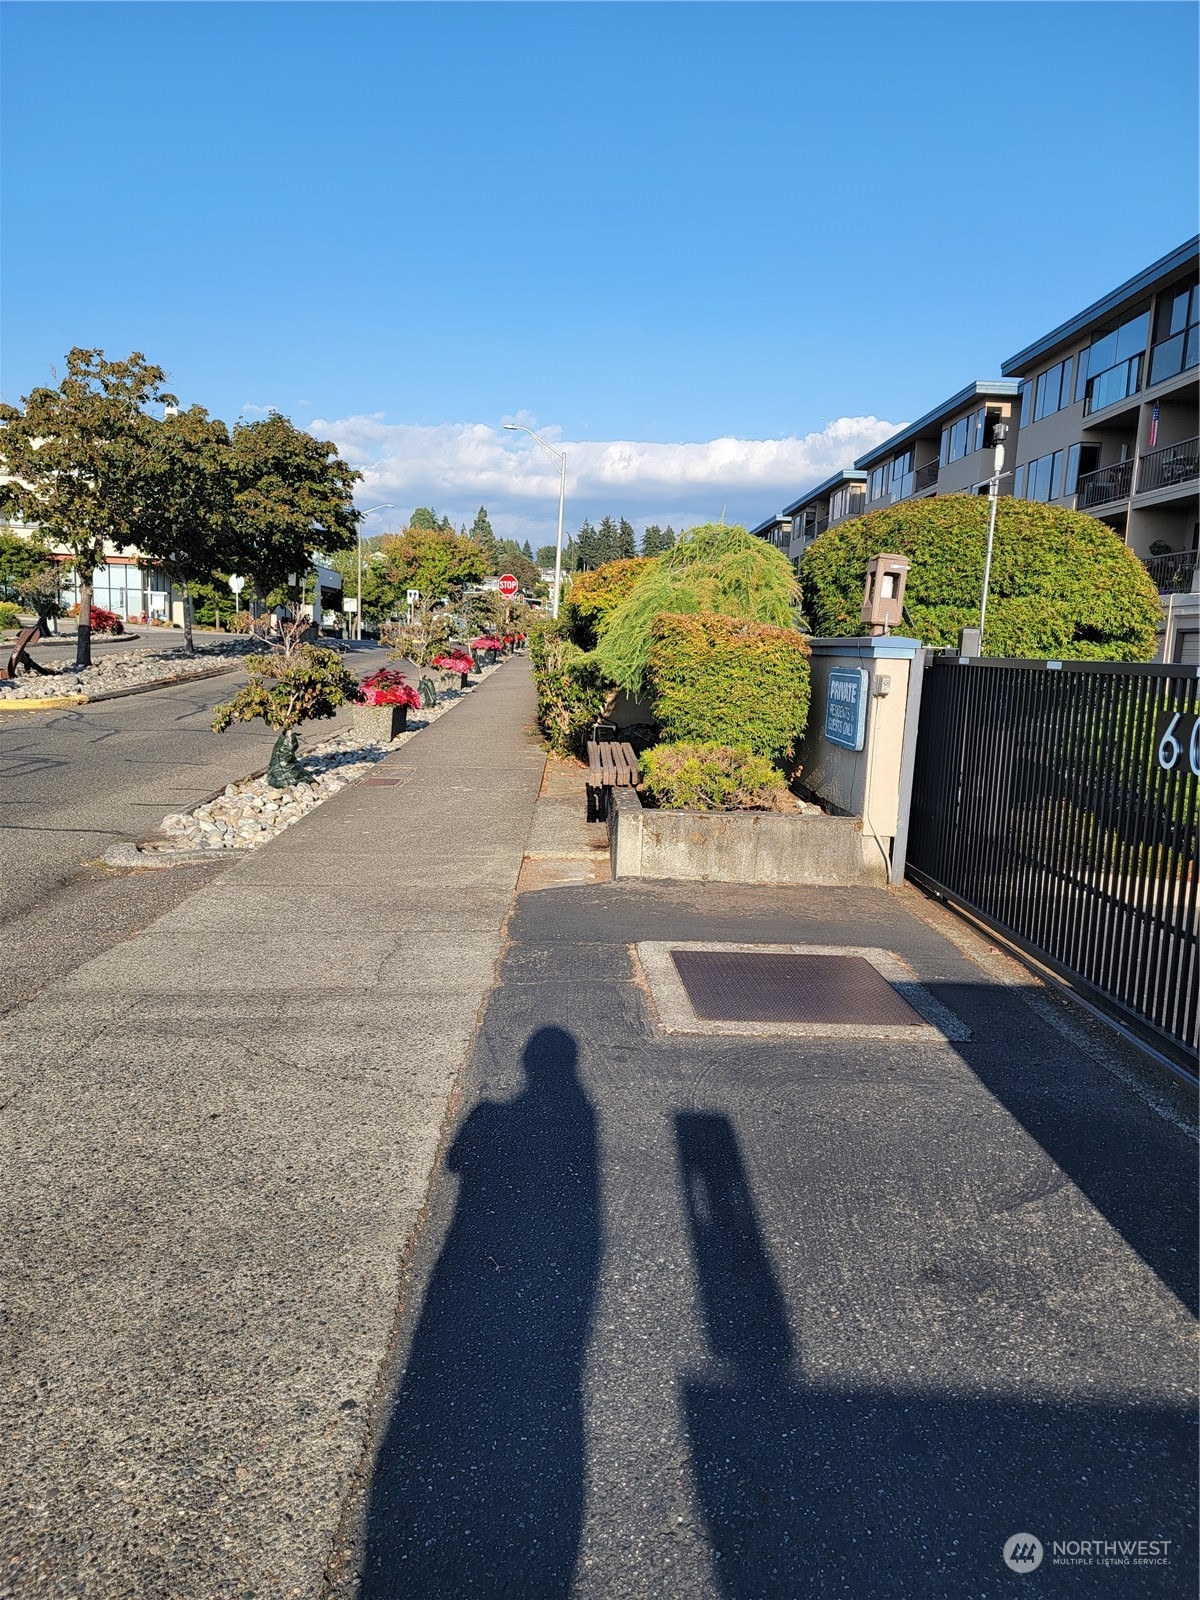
0;642;391;923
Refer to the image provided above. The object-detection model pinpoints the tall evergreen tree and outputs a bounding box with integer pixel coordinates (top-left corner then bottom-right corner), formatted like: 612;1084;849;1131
575;518;599;570
410;507;439;530
616;518;637;559
595;516;620;564
641;523;664;556
469;505;498;570
521;539;534;560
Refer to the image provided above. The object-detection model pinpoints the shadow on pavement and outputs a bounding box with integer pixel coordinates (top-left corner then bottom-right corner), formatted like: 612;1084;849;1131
359;1025;601;1599
677;1111;1194;1598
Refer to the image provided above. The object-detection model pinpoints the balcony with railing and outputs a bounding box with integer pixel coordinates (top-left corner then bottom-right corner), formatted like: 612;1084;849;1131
1136;435;1199;496
913;460;939;493
1075;458;1133;509
1141;548;1198;594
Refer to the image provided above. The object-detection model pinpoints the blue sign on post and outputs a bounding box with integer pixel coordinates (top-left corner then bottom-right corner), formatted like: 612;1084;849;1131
824;667;869;751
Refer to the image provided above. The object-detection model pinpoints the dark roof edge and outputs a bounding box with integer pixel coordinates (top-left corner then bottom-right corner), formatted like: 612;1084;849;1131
782;468;867;517
1001;237;1200;376
749;512;788;537
853;381;1021;469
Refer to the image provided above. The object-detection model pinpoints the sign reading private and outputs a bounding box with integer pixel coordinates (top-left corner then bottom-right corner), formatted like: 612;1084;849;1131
824;668;869;751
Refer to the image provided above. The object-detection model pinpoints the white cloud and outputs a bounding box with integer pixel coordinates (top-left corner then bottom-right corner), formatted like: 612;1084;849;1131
308;413;904;541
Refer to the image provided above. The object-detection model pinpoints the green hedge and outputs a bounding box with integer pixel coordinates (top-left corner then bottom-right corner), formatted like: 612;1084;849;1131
800;497;1160;660
646;611;811;764
639;742;787;811
0;600;22;630
528;622;610;756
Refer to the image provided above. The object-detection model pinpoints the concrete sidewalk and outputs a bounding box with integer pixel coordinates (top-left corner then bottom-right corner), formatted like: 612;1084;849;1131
0;657;546;1598
338;865;1197;1596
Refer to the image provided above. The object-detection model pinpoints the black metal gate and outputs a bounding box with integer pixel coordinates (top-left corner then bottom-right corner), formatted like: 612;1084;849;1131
907;656;1199;1061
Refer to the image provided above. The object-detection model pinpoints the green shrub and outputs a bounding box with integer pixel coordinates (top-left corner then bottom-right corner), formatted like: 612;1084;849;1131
639;742;788;811
646;611;811;764
800;497;1160;661
561;558;649;649
591;524;800;695
0;600;22;630
528;622;610;756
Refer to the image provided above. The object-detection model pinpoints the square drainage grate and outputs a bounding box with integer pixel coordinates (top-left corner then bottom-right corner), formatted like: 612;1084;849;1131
670;948;925;1027
635;941;970;1042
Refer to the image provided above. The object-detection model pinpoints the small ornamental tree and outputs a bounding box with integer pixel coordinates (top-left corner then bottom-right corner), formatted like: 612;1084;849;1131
0;349;176;667
647;612;811;764
592;524;800;696
800;497;1160;661
211;643;360;787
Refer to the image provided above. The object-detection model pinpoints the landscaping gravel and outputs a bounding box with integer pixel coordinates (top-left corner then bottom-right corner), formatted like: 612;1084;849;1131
139;660;504;854
0;637;260;700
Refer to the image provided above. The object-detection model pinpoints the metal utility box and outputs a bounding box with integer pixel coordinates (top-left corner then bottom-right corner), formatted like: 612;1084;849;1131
861;553;910;635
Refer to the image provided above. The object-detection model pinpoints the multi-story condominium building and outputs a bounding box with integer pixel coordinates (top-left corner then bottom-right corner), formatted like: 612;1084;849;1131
1001;237;1198;579
748;512;791;558
783;470;867;564
852;381;1023;511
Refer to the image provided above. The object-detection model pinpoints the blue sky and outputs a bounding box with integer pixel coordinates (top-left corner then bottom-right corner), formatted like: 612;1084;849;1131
3;1;1197;543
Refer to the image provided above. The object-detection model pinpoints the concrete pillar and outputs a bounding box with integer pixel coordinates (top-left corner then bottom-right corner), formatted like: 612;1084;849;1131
794;636;925;881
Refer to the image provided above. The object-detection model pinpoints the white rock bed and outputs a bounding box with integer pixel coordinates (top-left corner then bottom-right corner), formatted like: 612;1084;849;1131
0;639;258;700
141;661;501;854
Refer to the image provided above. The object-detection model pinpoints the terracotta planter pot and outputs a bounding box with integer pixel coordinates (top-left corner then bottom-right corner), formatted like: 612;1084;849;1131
353;701;409;742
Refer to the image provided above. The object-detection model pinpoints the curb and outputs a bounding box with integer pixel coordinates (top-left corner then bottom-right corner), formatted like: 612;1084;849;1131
0;661;245;712
0;693;89;711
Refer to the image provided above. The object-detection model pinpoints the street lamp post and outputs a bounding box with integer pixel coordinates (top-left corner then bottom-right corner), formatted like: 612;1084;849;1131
504;423;566;619
354;503;396;640
978;422;1010;651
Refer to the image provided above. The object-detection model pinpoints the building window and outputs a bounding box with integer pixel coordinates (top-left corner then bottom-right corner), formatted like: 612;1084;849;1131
829;484;863;522
1149;277;1200;385
1077;305;1150;414
1019;380;1033;428
940;407;989;466
1018;450;1063;503
868;464;888;502
1063;442;1101;498
1033;357;1073;421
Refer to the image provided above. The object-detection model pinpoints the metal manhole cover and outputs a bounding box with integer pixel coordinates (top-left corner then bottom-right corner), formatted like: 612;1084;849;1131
633;941;971;1042
670;949;925;1026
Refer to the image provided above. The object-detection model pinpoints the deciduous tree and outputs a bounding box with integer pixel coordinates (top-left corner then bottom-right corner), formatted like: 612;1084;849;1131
227;413;360;602
132;405;233;654
0;348;176;666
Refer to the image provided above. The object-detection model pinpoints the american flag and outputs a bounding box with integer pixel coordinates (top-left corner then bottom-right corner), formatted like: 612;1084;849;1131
1148;402;1160;450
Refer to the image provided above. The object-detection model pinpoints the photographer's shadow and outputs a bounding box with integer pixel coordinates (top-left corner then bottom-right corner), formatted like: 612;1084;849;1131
361;1026;600;1599
676;1112;1193;1598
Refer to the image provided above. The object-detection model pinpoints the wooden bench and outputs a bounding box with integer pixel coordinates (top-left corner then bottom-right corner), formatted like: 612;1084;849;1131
586;736;639;821
2;623;53;681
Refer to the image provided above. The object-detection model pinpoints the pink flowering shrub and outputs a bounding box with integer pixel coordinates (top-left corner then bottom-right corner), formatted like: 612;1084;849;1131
432;652;475;675
357;669;421;709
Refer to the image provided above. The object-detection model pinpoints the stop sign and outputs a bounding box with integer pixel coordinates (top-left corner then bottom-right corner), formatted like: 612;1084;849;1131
498;573;520;598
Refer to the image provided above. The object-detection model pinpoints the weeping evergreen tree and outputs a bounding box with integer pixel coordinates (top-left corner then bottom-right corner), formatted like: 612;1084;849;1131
591;523;800;695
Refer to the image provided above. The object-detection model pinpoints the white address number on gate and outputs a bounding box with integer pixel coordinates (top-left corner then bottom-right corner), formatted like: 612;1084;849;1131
1156;711;1200;777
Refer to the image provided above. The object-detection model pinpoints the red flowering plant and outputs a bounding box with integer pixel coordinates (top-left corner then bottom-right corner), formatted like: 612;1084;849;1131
356;669;422;709
470;635;504;652
432;652;475;675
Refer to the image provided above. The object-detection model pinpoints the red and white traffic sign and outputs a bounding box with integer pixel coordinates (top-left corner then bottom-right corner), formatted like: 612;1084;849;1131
498;573;520;598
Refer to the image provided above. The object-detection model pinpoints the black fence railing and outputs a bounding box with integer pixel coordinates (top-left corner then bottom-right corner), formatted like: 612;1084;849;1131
1142;548;1198;594
913;460;940;493
1075;458;1134;508
907;656;1199;1062
1137;434;1199;495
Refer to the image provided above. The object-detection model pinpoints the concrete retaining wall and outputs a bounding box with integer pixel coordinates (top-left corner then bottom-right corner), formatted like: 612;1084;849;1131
608;785;887;886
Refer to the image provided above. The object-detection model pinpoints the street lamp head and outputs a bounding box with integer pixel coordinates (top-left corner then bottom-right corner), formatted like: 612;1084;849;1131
504;423;520;431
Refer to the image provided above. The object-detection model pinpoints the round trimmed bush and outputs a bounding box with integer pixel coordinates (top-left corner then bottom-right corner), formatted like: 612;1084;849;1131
800;497;1160;661
639;742;788;811
647;611;811;764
